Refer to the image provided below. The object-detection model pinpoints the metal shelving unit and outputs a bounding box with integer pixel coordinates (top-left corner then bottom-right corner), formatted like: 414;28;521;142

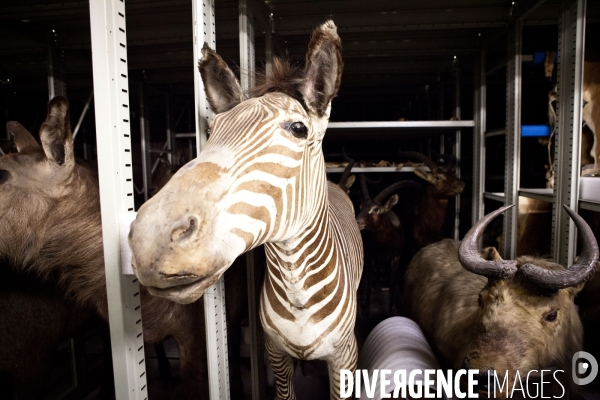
478;0;588;263
89;0;147;398
89;1;232;399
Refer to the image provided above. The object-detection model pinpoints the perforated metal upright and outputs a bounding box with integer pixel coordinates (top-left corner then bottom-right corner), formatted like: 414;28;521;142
453;63;461;240
502;20;522;260
472;48;486;225
89;0;147;398
192;1;231;399
552;0;587;265
239;0;255;90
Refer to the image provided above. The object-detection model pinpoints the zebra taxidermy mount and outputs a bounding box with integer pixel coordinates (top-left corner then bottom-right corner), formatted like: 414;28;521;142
129;21;364;399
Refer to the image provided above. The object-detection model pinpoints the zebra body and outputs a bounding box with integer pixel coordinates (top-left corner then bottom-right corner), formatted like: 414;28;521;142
130;21;362;399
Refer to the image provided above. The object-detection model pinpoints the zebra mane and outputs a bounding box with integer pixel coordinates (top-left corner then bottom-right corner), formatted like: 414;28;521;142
247;58;307;109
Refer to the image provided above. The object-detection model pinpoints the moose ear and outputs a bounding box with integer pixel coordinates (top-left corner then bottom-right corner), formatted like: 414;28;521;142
198;43;244;114
6;121;41;153
301;20;343;118
39;96;74;168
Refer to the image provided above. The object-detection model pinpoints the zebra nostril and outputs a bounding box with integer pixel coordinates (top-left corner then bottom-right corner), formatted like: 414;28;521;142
171;217;198;242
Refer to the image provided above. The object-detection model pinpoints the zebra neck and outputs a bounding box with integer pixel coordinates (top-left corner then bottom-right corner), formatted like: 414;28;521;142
264;200;338;299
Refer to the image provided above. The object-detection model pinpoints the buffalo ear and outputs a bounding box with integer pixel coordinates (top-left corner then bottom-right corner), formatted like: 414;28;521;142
198;43;244;114
6;121;41;153
39;96;74;168
479;246;503;261
301;20;343;118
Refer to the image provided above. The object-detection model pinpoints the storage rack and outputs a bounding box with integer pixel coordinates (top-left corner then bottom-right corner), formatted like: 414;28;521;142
326;110;473;241
2;1;596;399
478;0;590;265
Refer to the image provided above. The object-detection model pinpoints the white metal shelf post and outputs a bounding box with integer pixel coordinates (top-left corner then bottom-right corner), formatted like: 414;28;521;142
503;20;522;260
472;48;486;225
453;61;461;240
192;1;231;399
89;0;147;399
239;2;267;399
552;0;587;265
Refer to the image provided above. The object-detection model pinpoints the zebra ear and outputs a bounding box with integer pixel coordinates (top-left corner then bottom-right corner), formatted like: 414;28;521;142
301;20;343;118
198;43;244;114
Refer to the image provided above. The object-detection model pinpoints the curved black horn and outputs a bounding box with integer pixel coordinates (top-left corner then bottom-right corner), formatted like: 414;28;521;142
360;174;371;201
519;205;599;289
339;147;355;190
374;180;420;204
399;151;438;172
458;205;518;280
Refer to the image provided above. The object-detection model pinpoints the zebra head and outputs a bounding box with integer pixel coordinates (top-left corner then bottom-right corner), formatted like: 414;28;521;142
129;21;343;304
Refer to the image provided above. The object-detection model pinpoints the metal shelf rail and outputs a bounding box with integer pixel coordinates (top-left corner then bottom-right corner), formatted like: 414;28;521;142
552;0;586;265
89;0;231;399
192;0;232;399
327;121;474;129
89;0;147;398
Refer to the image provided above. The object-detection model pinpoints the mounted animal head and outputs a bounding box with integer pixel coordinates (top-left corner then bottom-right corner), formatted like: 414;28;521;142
399;151;464;197
129;21;343;304
0;96;101;274
458;205;598;393
355;175;419;231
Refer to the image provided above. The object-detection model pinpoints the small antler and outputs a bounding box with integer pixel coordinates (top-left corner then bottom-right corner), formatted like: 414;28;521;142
338;147;355;191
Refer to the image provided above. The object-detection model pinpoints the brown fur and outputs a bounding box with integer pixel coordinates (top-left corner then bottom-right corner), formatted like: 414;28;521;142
576;263;600;391
356;180;408;316
0;99;246;399
402;153;464;251
404;240;583;397
0;268;105;399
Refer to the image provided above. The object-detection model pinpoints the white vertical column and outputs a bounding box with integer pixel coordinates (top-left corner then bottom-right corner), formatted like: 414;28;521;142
89;1;147;399
472;48;486;225
265;13;274;76
239;0;255;90
239;3;266;399
503;21;522;260
453;63;461;240
192;2;231;399
552;0;586;265
193;0;216;152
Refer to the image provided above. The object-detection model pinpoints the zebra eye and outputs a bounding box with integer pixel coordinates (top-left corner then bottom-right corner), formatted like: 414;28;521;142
290;122;308;139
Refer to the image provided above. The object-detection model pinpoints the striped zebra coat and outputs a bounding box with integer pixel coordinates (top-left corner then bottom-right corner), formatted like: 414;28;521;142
129;21;363;399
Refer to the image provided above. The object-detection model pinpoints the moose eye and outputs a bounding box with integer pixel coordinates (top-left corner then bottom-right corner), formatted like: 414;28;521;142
0;170;10;184
545;310;558;322
289;122;308;139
